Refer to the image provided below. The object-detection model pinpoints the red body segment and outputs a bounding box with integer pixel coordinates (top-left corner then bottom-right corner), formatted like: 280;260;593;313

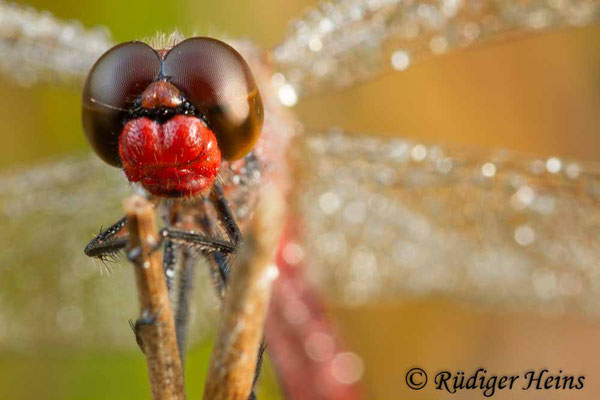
119;115;222;197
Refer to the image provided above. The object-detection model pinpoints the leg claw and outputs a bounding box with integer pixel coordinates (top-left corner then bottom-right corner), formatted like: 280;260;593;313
129;310;159;353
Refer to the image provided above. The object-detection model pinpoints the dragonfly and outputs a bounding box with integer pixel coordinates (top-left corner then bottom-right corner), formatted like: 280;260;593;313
1;0;600;399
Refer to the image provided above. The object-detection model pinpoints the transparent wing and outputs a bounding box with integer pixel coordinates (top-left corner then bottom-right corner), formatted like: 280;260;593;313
272;0;600;99
2;0;599;350
0;155;220;349
0;1;112;86
2;121;600;347
2;0;600;98
292;130;600;316
0;25;292;349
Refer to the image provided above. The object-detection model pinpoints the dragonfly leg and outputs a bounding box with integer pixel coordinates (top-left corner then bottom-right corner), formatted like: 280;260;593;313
162;239;189;363
158;227;237;363
248;339;267;400
85;216;232;362
128;310;159;354
84;216;234;261
84;194;265;397
210;184;242;245
148;237;197;366
200;183;243;289
159;225;236;333
173;247;195;364
160;227;236;254
163;240;176;291
158;227;234;360
171;185;264;399
84;216;128;260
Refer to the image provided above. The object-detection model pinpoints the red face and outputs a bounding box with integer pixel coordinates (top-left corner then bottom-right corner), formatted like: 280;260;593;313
81;37;263;197
119;115;221;197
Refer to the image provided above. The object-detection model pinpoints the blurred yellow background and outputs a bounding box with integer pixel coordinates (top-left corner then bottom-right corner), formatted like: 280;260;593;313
1;0;600;399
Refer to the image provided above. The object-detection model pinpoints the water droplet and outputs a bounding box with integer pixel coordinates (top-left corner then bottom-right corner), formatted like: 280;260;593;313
411;145;427;162
514;225;535;246
546;157;561;173
331;352;364;384
481;162;496;177
278;84;298;107
266;264;279;281
343;200;366;224
565;163;581;179
436;158;453;174
391;50;410;71
270;72;285;86
304;332;335;362
511;186;535;209
319;191;341;215
282;242;305;265
283;300;310;325
308;36;323;52
429;35;448;54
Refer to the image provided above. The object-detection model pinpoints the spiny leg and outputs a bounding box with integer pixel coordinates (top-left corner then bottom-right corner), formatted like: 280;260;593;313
84;216;232;361
178;184;244;298
164;197;231;364
163;198;235;362
163;240;178;293
128;310;159;354
165;242;197;365
174;247;195;363
152;226;237;362
161;227;235;254
159;194;241;363
195;196;230;296
85;190;267;397
172;185;266;398
163;239;192;362
84;216;127;259
84;219;234;263
204;184;244;289
248;340;267;400
210;184;242;246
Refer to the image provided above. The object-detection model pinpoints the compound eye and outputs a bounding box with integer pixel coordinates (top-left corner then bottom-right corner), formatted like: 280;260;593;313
163;37;263;160
82;41;161;166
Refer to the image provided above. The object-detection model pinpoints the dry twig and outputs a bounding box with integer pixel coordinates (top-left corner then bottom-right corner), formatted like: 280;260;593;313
203;185;284;400
124;195;186;400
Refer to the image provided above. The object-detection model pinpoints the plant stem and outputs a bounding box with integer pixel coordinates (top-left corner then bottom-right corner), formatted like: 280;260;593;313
203;185;283;400
124;195;186;400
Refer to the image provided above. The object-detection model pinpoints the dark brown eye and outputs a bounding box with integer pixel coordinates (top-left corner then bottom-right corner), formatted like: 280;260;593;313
163;37;263;160
82;41;161;166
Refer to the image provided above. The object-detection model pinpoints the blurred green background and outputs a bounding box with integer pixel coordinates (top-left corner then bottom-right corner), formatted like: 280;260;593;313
1;0;600;399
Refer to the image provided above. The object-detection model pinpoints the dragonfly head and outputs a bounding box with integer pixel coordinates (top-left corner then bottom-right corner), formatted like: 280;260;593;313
82;37;264;198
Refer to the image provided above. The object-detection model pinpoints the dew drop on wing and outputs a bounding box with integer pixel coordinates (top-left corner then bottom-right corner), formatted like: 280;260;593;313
0;154;219;348
292;130;600;316
4;130;600;347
